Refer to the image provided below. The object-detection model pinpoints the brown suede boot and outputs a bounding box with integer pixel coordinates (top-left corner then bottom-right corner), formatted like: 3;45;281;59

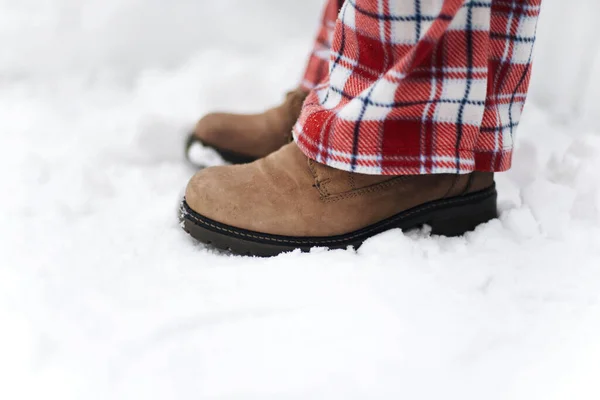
185;89;308;166
180;143;497;257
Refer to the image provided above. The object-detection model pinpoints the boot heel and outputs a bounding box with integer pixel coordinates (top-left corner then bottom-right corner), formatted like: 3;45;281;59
428;190;498;237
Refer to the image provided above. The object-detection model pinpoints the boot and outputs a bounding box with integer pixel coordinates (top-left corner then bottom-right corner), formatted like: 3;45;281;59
185;88;308;166
180;143;497;257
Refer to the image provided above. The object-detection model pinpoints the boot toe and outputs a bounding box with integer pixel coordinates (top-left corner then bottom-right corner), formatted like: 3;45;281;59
184;165;257;229
185;167;227;220
194;113;225;144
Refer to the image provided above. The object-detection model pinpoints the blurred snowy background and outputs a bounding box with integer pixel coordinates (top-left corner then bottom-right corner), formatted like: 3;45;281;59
1;1;600;399
1;0;599;122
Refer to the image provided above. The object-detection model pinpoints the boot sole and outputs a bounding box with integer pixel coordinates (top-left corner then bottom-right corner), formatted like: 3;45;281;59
179;185;498;257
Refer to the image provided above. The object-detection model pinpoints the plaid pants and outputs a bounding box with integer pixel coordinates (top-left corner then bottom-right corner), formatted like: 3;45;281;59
295;0;542;175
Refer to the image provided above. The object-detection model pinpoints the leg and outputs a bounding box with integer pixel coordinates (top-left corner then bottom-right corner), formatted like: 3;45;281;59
477;0;540;171
182;0;542;256
294;0;541;175
186;0;343;168
300;0;345;91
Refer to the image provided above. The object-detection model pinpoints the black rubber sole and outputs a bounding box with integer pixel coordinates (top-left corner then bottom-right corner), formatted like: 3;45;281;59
179;185;498;257
185;134;258;168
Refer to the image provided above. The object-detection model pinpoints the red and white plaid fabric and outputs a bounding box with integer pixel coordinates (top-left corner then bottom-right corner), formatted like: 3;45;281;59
296;0;542;175
300;0;345;91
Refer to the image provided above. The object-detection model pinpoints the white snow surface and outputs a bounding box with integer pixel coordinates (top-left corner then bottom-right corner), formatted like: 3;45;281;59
2;1;600;399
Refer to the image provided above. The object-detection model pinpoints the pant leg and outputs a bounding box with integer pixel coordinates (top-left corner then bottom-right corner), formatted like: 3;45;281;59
300;0;345;91
476;0;540;171
293;0;542;175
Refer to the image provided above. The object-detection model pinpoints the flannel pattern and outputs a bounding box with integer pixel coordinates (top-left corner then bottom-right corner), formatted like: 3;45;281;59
301;0;345;90
296;0;541;175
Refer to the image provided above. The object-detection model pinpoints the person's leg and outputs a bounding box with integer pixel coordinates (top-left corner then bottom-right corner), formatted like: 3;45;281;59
294;0;540;175
186;0;342;167
300;0;345;91
477;0;539;171
181;0;542;256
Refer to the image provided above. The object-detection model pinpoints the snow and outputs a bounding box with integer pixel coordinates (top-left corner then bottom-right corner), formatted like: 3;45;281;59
1;0;600;399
